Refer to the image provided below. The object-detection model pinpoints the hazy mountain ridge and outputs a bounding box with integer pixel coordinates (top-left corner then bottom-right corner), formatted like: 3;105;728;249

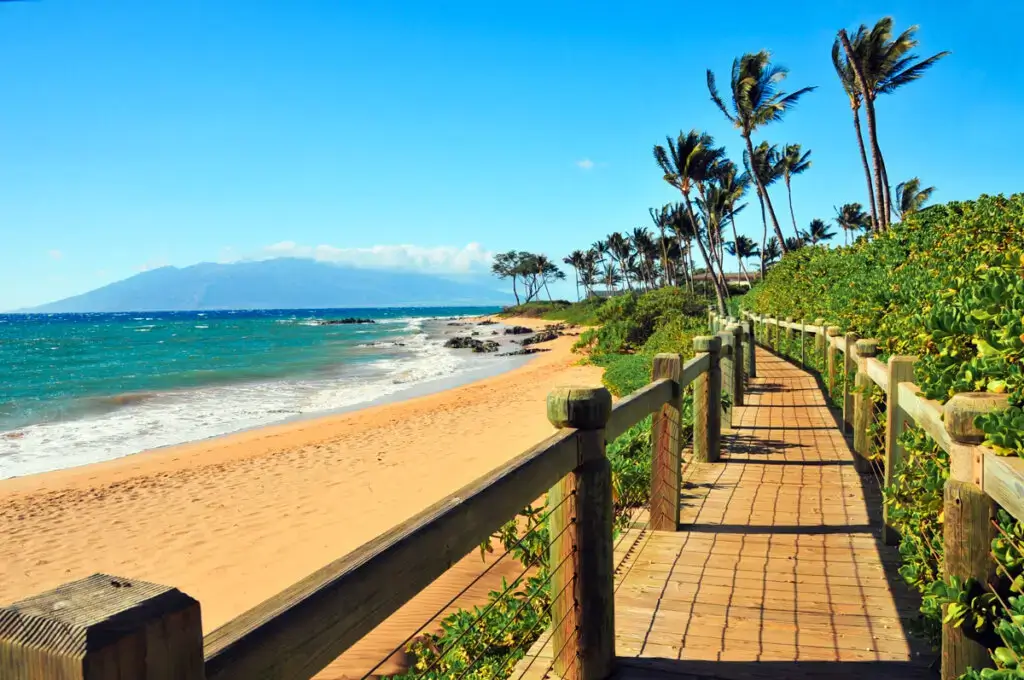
21;258;510;312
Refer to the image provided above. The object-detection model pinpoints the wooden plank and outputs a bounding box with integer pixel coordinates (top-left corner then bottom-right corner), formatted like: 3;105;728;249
651;356;682;531
865;357;889;392
203;428;580;680
680;352;710;388
897;383;952;452
0;573;204;680
982;452;1024;524
605;378;674;442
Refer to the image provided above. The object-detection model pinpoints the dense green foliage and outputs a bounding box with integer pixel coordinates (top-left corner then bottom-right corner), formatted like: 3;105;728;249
744;194;1024;674
500;297;606;326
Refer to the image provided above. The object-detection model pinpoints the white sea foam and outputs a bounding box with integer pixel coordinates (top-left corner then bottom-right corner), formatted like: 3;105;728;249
0;319;508;480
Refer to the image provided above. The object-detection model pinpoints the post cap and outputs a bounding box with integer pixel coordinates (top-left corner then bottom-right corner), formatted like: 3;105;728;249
547;386;612;430
730;324;743;337
855;339;878;357
943;392;1011;444
826;326;842;337
785;316;794;322
693;335;722;353
814;317;825;326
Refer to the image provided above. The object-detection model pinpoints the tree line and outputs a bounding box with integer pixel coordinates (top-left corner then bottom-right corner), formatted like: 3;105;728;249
492;17;947;313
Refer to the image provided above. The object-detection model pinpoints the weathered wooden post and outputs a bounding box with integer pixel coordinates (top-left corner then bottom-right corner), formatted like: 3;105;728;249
547;386;615;680
843;332;858;433
813;318;826;371
745;319;756;378
0;574;205;680
825;326;841;400
784;317;794;358
651;354;682;531
799;320;807;368
730;324;744;406
692;336;722;463
851;339;878;474
940;393;1011;680
718;328;736;427
883;356;916;545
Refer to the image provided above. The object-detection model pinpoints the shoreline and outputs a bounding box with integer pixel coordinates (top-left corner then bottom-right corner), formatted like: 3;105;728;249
0;316;603;655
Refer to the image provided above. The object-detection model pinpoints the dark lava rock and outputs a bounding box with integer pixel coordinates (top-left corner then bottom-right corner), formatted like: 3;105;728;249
471;331;479;336
479;320;498;325
446;322;464;326
491;331;499;335
444;337;500;353
521;329;560;346
503;326;533;335
317;317;375;325
499;348;551;356
473;340;500;353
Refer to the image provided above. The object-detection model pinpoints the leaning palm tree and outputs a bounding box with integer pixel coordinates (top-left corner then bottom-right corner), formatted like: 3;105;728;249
834;202;871;245
707;51;816;254
631;227;658;290
716;163;751;285
649;205;674;287
605;232;633;291
780;144;812;239
744;142;784;279
837;19;950;229
801;218;836;245
725;235;759;286
892;178;935;221
654;130;729;312
832;38;879;229
562;250;586;301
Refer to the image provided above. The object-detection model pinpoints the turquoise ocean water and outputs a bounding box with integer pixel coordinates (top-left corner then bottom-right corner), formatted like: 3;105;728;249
0;307;509;479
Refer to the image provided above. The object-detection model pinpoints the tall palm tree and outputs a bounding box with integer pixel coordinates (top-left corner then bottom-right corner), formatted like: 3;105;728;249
580;250;600;298
605;232;633;291
832;38;879;230
892;178;935;221
649;205;674;287
837;19;950;230
834;202;871;245
801;218;837;245
707;51;816;254
600;261;621;293
668;202;699;293
744;142;784;279
784;236;805;252
725;235;759;286
653;130;729;312
562;250;586;301
716;163;751;286
631;227;657;290
780;144;812;239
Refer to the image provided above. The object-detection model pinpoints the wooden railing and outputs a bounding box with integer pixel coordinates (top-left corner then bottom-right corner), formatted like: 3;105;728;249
732;309;1024;680
0;330;746;680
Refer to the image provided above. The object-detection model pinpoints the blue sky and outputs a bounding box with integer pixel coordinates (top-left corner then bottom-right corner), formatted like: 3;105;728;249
1;1;1021;309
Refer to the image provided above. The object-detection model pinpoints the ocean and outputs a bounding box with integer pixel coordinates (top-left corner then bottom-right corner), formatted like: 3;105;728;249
0;307;523;479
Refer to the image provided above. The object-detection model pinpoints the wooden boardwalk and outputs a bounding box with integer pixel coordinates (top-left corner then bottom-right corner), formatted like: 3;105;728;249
519;347;935;679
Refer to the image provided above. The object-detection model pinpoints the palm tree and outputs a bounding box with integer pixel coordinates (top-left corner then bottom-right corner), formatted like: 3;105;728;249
649;205;674;287
562;250;586;301
837;19;950;230
801;218;836;245
668;202;698;293
744;142;784;279
892;178;935;221
725;235;759;286
631;227;657;290
763;237;782;267
834;202;871;245
654;130;729;312
605;232;633;291
716;163;751;286
832;38;879;230
600;261;621;293
784;236;805;252
707;51;816;254
780;144;812;239
580;250;600;298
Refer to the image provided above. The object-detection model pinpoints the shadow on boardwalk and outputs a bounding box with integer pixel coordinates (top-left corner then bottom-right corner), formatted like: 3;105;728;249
607;348;936;679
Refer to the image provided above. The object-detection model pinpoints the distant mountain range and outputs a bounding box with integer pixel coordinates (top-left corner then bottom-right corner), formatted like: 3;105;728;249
21;258;511;312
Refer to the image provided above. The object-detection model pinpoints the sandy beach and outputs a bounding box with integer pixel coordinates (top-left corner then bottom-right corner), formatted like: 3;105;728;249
0;316;603;676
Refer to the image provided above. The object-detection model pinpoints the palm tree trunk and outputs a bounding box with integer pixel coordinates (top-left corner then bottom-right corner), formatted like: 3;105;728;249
744;133;789;252
850;104;878;229
785;175;799;239
839;30;888;231
681;196;727;314
879;152;892;226
757;191;768;279
511;275;520;305
573;269;580;302
730;215;751;287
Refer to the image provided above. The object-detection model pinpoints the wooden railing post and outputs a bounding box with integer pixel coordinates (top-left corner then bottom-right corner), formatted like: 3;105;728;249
843;332;858;433
651;354;682;531
0;574;204;680
718;328;736;427
813;318;826;369
883;356;916;545
851;339;877;474
745;319;756;378
693;336;722;463
784;317;794;357
825;326;841;399
729;324;744;406
941;393;1010;680
546;387;615;680
799;320;807;368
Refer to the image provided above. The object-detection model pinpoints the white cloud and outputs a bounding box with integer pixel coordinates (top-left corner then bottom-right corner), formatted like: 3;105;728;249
260;242;495;274
575;158;595;170
47;249;63;260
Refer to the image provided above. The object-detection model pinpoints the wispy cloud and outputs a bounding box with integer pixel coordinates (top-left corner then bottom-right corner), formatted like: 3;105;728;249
575;158;595;170
260;242;495;273
47;249;63;260
137;258;169;272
